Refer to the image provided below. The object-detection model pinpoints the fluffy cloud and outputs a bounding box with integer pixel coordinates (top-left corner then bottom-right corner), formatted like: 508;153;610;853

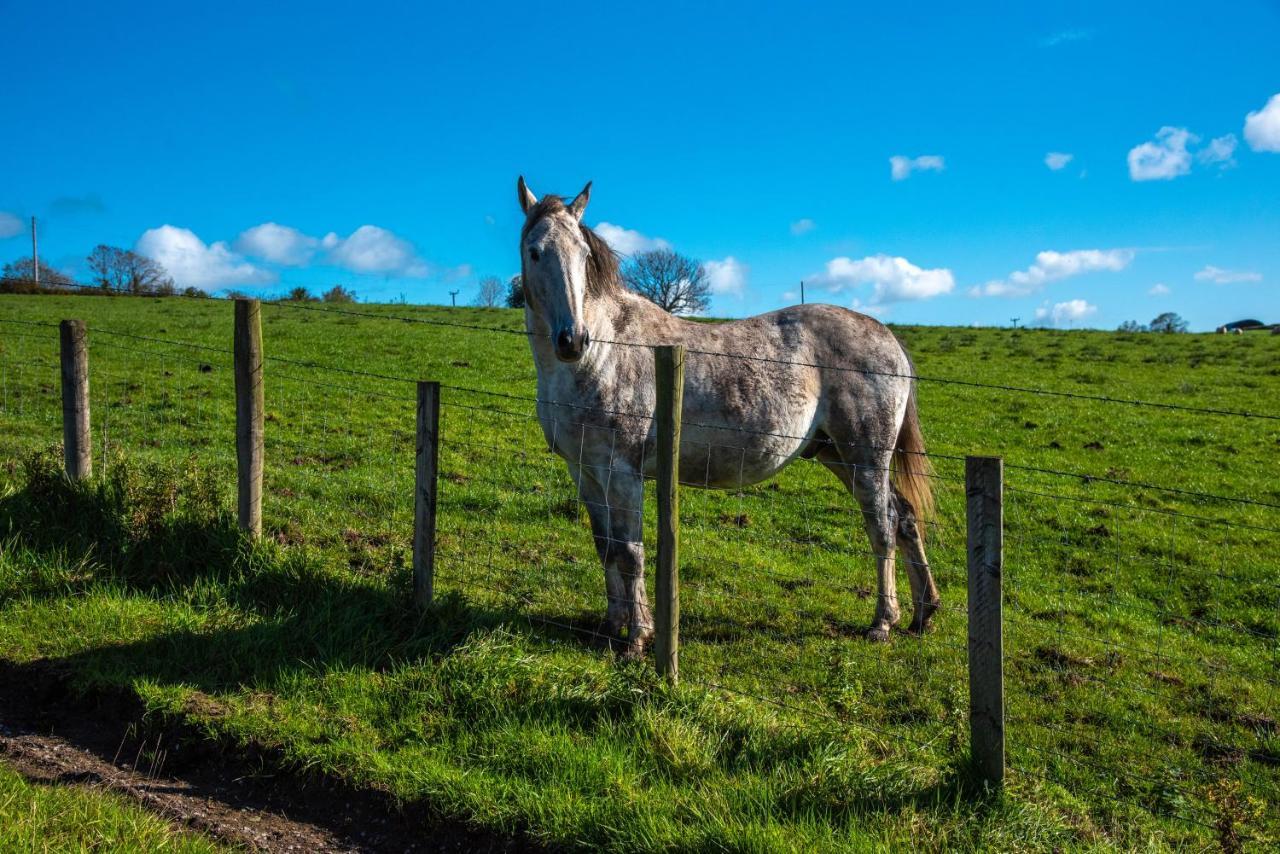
704;257;747;297
136;226;275;290
1197;134;1238;169
1148;283;1170;296
1194;265;1262;284
593;222;671;257
1128;127;1196;181
235;222;430;277
321;225;429;277
973;248;1134;297
1244;93;1280;152
1044;152;1074;170
889;155;945;181
818;254;954;303
789;218;815;236
1035;299;1097;327
0;211;21;239
235;223;320;266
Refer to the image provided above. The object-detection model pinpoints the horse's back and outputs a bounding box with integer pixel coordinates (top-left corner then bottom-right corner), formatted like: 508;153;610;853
662;303;910;487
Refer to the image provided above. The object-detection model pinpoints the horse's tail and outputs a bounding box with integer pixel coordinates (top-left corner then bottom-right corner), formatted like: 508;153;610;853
893;380;935;536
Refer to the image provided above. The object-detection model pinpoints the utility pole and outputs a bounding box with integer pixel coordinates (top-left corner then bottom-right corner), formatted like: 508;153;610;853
449;290;459;307
31;217;39;288
800;280;805;304
1010;317;1020;329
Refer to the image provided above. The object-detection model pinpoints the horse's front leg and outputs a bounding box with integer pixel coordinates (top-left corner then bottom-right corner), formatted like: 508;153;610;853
581;465;649;658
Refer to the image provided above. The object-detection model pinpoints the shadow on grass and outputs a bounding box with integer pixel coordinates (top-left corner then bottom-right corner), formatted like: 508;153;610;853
0;452;992;827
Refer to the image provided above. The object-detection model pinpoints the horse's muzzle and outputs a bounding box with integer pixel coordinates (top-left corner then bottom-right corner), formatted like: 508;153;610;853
555;327;590;362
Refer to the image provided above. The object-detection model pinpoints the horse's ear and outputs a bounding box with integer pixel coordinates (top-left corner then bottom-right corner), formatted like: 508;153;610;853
567;181;592;221
517;176;538;214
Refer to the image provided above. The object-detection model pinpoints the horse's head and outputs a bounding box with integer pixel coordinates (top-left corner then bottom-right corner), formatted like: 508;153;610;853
517;176;595;362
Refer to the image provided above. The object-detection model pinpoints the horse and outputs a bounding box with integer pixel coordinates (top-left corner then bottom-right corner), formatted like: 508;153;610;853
516;177;939;657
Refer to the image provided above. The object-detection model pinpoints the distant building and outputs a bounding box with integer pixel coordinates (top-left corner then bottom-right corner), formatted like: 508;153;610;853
1215;319;1271;334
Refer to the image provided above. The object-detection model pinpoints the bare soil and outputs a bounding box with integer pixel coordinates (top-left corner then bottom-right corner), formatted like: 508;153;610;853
0;660;538;853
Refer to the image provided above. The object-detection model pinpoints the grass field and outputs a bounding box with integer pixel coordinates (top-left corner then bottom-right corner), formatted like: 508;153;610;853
1;293;1277;851
0;762;226;853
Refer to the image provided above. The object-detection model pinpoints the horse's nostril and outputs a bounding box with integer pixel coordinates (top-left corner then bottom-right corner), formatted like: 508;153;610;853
556;330;576;354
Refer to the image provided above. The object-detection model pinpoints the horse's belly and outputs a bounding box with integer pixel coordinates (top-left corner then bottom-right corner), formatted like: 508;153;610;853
663;403;816;489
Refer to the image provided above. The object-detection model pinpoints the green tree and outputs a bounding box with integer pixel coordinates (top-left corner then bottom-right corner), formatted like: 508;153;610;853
1149;312;1188;334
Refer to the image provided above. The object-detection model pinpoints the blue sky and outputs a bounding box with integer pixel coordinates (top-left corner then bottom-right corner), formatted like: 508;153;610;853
1;1;1277;330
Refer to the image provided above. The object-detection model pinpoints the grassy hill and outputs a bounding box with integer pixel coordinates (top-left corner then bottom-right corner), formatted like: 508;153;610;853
1;294;1277;850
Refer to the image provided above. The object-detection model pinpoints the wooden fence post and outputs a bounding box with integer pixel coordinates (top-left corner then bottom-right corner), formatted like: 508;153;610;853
654;345;685;682
413;381;441;610
59;319;91;480
966;455;1005;787
234;299;264;538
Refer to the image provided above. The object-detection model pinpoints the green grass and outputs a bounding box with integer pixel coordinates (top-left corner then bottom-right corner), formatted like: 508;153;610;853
1;294;1277;851
0;762;227;853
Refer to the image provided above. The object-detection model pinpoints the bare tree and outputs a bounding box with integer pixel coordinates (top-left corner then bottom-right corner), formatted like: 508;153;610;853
505;274;525;309
621;249;710;315
86;245;175;294
1;258;72;293
474;275;504;308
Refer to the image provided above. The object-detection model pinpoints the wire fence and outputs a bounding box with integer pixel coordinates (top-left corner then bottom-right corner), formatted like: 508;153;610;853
1;294;1277;846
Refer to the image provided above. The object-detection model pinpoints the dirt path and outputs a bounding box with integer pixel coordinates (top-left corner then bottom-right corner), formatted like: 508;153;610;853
0;661;534;853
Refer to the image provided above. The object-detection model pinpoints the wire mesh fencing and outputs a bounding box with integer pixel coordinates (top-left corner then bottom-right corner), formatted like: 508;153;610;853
2;295;1278;845
1001;466;1279;840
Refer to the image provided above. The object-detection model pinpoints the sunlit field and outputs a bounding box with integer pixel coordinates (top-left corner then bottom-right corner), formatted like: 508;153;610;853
2;294;1277;851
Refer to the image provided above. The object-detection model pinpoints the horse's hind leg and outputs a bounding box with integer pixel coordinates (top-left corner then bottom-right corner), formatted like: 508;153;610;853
892;486;940;633
817;446;900;641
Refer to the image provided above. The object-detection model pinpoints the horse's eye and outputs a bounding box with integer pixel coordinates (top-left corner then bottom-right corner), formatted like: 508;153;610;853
528;248;540;262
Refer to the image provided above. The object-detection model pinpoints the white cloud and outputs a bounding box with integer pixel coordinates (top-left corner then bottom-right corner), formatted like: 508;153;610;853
320;225;429;277
1194;265;1262;284
704;256;747;297
1035;299;1097;327
818;254;954;303
135;225;274;290
1040;29;1092;47
789;218;815;236
1148;283;1170;296
1197;134;1237;168
1128;127;1196;181
593;222;671;257
973;248;1134;297
235;222;319;266
1044;152;1074;170
889;155;945;181
234;222;430;277
0;211;23;239
1245;93;1280;152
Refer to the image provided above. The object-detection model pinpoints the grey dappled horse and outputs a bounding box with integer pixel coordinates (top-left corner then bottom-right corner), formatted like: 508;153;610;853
516;177;938;657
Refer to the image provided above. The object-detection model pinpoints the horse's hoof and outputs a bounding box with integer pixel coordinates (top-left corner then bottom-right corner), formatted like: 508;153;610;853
907;601;940;635
865;625;893;643
619;642;648;662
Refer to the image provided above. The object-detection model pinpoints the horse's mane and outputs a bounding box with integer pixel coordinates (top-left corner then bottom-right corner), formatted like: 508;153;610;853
521;196;622;298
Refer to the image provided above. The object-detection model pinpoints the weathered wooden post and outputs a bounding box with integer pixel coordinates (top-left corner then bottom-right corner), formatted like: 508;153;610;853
413;381;441;610
59;319;91;480
654;345;685;682
966;455;1005;786
234;299;264;538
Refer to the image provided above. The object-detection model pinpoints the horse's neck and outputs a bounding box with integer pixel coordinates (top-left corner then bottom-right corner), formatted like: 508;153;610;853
526;290;667;401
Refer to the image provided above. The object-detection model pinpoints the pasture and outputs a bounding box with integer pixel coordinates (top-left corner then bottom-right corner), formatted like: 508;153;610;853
1;293;1277;851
